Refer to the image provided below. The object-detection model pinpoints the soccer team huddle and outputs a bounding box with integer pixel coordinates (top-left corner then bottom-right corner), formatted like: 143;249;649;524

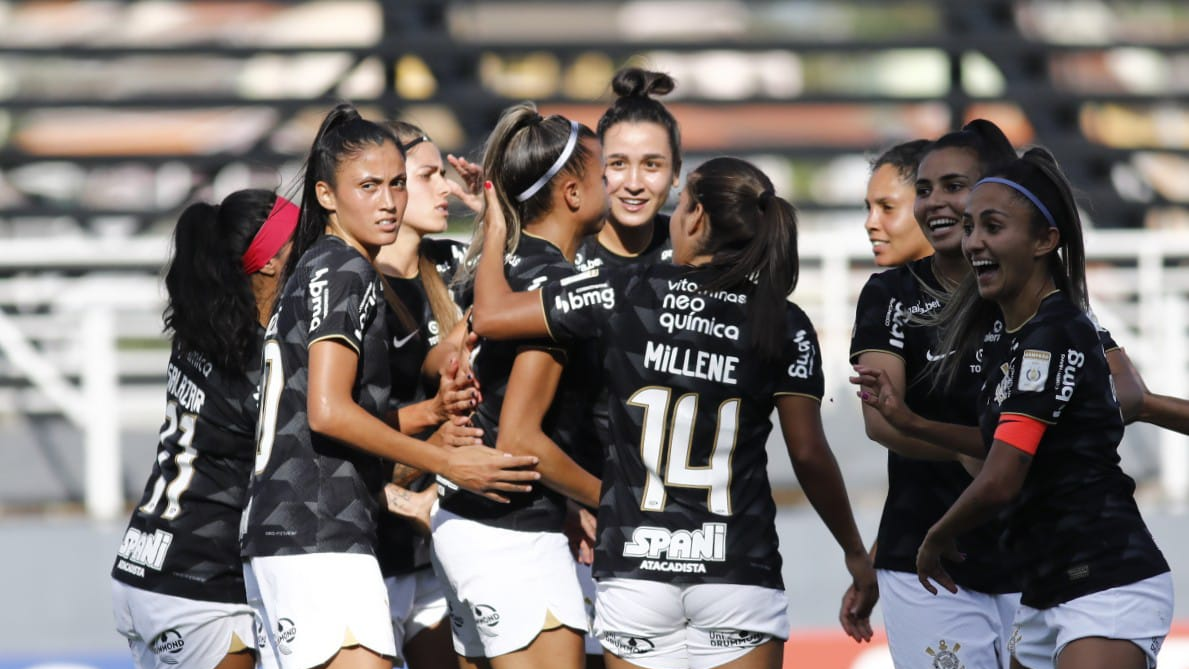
109;66;1188;669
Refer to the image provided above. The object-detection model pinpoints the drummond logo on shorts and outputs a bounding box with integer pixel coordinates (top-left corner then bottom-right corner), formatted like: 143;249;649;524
276;618;297;656
600;631;655;655
151;628;184;664
707;629;767;648
473;604;501;632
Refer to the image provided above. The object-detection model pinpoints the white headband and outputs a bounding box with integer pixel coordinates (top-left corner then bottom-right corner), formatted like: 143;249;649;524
516;120;581;202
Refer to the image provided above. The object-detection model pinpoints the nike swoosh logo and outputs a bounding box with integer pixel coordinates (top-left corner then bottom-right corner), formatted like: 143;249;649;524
392;330;419;349
925;349;952;362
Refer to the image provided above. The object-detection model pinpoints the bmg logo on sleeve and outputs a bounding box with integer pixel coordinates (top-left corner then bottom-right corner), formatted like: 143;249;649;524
554;283;615;313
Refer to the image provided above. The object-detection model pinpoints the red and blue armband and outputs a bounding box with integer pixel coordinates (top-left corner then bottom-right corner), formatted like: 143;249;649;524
994;414;1047;455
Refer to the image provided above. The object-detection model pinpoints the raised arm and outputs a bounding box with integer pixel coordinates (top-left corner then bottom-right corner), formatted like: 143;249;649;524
854;352;964;461
852;364;985;459
307;338;538;502
470;181;551;340
496;348;601;508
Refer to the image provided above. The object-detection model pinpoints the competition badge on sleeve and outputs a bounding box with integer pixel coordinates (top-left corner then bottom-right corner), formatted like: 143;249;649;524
1018;349;1051;392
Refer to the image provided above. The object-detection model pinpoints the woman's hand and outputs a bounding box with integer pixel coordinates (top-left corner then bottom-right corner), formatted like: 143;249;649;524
436;414;484;447
838;583;875;643
447;154;485;213
431;354;480;421
840;551;878;642
564;502;598;565
916;529;963;595
851;364;912;430
383;484;435;536
444;446;539;503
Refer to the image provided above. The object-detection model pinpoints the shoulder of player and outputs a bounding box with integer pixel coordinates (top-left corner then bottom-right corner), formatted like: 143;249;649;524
299;235;377;279
421;236;468;263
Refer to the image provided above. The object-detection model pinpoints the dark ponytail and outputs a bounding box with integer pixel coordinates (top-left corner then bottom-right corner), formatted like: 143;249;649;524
456;103;597;289
163;189;278;374
284;102;399;285
686;157;799;362
598;67;682;172
924;118;1017;180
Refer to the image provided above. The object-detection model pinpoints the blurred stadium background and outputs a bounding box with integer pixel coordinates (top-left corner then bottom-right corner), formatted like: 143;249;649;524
1;0;1188;666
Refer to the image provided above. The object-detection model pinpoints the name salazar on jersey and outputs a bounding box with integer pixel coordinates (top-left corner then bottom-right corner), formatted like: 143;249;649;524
622;523;727;574
115;527;175;577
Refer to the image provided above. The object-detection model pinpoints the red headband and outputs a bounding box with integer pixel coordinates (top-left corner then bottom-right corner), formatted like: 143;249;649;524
242;196;299;274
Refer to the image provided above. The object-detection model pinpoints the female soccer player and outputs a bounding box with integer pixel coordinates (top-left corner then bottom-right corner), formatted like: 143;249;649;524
240;103;539;669
433;103;606;669
918;149;1172;669
470;156;877;669
111;188;297;669
845;123;1022;666
372;120;478;669
570;65;685;664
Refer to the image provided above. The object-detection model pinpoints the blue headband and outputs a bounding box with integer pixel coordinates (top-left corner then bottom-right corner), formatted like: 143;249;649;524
974;177;1057;228
516;120;580;202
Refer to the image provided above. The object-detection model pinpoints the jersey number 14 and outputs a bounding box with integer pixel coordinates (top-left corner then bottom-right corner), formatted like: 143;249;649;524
629;387;739;516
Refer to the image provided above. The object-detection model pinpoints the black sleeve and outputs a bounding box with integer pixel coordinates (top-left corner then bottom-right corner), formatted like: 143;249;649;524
776;304;826;400
541;268;619;344
306;254;380;354
850;274;907;363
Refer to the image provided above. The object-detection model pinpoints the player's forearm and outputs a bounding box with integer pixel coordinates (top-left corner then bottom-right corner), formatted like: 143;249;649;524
897;413;985;459
498;430;600;508
863;411;962;461
1138;392;1189;435
396;398;446;436
790;447;867;557
310;400;449;475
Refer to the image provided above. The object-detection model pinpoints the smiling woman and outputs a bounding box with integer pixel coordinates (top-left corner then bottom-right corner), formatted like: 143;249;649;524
240;102;540;669
921;149;1172;669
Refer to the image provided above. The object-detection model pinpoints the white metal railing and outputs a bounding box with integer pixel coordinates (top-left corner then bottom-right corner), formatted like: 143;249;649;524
2;230;1189;518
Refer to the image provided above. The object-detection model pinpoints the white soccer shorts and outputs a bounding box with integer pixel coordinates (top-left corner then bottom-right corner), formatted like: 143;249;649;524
878;569;1019;669
1009;572;1172;669
430;507;587;658
112;579;257;669
594;577;789;669
245;553;396;669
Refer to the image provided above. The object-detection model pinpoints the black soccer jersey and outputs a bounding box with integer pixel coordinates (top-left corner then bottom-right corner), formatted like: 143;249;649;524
377;238;467;577
540;263;821;590
572;217;673;475
573;215;673;274
112;340;261;604
977;291;1168;609
850;257;1016;593
439;233;601;531
241;234;390;558
382;238;468;406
